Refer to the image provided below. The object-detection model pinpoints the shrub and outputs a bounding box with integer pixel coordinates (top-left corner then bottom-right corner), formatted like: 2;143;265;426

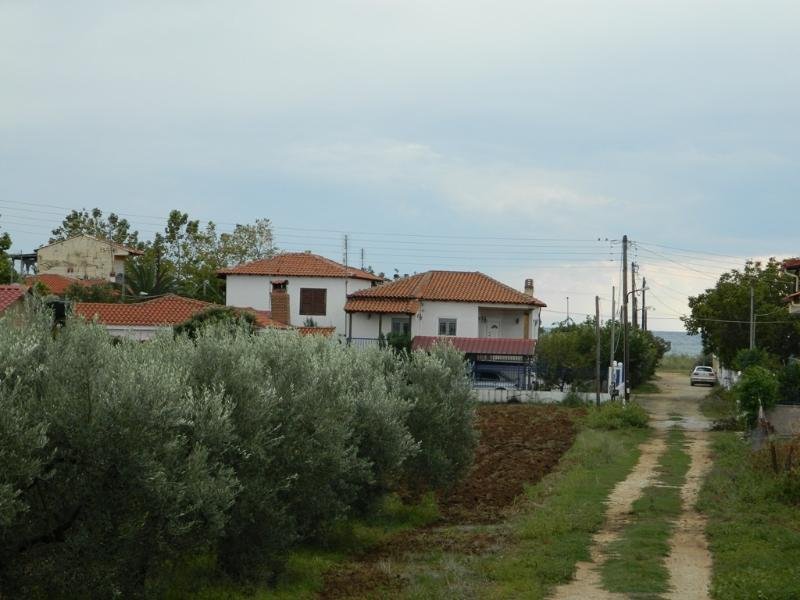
0;311;477;592
735;365;780;427
584;401;650;430
778;361;800;405
562;389;588;407
0;316;238;598
733;347;781;372
399;344;478;492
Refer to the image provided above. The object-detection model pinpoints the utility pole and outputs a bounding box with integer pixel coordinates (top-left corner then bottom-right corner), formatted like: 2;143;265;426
749;285;755;349
631;262;638;329
609;285;616;368
641;277;647;332
566;296;570;323
622;235;630;403
360;248;365;270
595;295;601;406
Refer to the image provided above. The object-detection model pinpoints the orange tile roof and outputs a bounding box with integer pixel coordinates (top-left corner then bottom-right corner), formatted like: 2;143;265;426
73;294;288;329
0;285;26;313
297;326;336;337
218;252;382;281
345;271;546;309
344;298;421;314
74;294;214;327
25;274;107;295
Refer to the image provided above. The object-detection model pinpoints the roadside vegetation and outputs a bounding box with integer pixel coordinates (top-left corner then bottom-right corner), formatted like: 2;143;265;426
536;318;670;390
477;409;650;599
390;402;650;599
700;433;800;599
602;427;690;595
0;307;476;598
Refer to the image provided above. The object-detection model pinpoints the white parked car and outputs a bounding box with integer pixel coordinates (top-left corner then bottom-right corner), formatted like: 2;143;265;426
690;366;717;387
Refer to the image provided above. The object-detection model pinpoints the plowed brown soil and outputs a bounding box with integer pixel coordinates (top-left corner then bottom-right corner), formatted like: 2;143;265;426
440;404;578;523
320;404;579;599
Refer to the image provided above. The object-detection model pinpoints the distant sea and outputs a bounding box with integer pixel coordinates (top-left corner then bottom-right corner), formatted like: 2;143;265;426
652;330;703;356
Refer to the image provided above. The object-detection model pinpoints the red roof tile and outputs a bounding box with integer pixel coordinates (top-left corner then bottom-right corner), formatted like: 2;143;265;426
74;295;214;327
346;271;546;308
0;285;26;313
297;326;336;337
74;295;289;329
25;274;107;295
344;298;421;314
218;252;382;281
783;258;800;270
411;336;536;356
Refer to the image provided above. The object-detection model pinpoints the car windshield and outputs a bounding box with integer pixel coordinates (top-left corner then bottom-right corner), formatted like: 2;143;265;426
694;367;713;373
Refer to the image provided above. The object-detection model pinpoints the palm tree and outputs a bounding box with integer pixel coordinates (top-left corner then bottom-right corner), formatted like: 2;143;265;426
125;255;176;298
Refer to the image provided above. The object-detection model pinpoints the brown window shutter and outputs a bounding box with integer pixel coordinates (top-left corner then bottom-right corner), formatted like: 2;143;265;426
300;288;326;315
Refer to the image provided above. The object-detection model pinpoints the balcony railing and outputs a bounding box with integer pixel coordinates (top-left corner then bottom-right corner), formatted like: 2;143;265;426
347;337;382;349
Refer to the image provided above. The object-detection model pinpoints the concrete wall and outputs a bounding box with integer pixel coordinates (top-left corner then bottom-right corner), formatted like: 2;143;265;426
766;404;800;436
225;275;372;334
476;388;611;404
38;236;122;280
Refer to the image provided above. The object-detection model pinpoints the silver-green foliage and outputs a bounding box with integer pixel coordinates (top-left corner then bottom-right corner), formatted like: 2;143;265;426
0;311;476;593
0;309;238;598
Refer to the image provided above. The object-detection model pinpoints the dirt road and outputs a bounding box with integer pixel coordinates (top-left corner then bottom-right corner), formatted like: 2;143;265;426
550;371;714;600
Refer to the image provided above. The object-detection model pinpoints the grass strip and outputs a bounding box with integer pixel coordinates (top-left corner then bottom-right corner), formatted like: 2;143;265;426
699;433;800;599
475;427;651;599
162;494;439;599
601;427;690;596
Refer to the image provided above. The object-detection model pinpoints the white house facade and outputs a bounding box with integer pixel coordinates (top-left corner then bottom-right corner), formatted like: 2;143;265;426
219;252;382;335
344;271;545;343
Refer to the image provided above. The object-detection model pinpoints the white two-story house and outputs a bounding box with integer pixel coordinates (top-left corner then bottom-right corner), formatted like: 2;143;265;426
219;252;382;335
344;271;546;348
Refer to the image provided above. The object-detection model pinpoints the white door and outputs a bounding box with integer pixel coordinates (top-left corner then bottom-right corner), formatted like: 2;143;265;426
486;317;501;338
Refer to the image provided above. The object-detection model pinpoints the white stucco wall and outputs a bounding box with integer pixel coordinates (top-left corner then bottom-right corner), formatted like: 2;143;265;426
349;312;414;338
348;303;542;340
225;275;372;334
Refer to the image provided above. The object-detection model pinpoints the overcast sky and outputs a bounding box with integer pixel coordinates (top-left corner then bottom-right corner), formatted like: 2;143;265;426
1;1;798;330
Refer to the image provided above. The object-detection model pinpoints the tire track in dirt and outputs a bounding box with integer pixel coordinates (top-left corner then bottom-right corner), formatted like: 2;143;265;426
549;433;667;600
664;432;713;600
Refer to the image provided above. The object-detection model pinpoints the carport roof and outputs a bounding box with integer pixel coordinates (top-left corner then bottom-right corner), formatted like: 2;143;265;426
411;336;536;356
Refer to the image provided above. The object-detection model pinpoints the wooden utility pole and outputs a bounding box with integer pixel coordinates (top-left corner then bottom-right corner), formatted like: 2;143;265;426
609;285;616;368
622;235;630;403
631;262;638;329
641;277;647;332
595;295;601;406
749;285;755;349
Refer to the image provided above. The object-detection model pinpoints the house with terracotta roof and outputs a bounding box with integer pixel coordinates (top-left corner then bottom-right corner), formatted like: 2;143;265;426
73;294;288;341
36;234;143;283
344;271;546;346
0;284;27;316
783;258;800;315
218;252;382;335
24;273;108;296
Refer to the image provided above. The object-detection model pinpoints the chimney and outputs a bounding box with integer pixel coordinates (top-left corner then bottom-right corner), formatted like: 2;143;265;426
270;280;290;325
524;278;535;296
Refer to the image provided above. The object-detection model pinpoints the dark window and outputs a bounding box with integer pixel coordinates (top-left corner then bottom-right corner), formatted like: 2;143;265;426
299;288;327;315
391;317;410;335
438;318;457;336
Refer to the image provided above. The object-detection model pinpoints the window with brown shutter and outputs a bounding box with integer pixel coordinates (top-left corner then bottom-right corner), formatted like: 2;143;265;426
299;288;327;315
